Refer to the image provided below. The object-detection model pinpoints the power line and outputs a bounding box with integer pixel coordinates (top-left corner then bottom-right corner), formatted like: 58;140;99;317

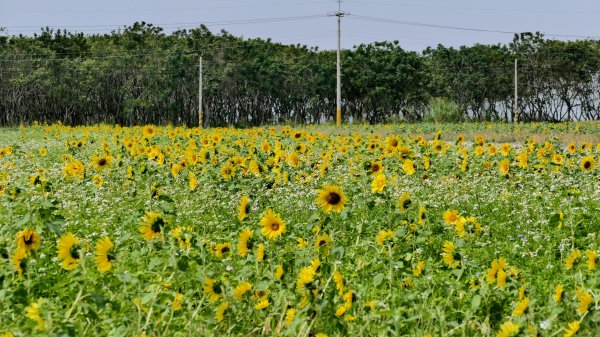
2;15;328;33
349;15;600;40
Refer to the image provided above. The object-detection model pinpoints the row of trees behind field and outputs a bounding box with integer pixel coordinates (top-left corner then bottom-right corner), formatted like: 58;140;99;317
1;22;600;126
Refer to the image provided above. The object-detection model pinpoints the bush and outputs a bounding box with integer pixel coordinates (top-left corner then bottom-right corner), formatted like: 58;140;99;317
424;98;463;123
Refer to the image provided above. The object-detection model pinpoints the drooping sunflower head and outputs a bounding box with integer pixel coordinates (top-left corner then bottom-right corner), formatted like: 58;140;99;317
16;229;41;255
441;241;461;269
315;184;346;213
418;205;427;224
12;248;27;276
57;232;82;270
94;237;115;273
238;196;250;221
397;192;411;212
260;209;286;240
140;212;165;241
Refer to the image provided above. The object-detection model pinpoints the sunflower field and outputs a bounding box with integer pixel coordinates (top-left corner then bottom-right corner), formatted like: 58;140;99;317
0;122;599;337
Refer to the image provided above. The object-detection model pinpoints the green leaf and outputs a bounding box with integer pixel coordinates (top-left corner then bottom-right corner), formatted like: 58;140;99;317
373;273;385;287
471;295;481;310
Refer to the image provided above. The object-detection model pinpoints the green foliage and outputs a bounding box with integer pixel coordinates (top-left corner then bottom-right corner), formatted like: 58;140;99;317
424;98;463;123
1;25;600;126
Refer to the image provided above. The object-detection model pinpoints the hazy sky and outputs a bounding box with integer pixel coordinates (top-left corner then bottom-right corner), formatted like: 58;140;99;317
1;0;599;51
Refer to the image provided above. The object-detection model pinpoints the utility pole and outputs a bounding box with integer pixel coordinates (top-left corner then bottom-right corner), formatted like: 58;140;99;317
328;0;349;127
198;56;203;128
514;58;518;123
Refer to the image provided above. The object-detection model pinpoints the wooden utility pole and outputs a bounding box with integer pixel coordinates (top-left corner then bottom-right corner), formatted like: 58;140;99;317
198;56;203;128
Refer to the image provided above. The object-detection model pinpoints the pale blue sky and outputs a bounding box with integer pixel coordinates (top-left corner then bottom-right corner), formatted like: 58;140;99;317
1;0;599;51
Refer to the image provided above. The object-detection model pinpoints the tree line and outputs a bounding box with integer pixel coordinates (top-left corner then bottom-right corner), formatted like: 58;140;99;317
1;22;599;126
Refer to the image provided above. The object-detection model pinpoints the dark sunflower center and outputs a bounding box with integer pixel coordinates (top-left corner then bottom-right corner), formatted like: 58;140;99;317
372;165;380;172
326;192;341;205
391;140;398;147
70;245;81;259
221;246;230;254
151;218;164;233
402;199;411;209
271;222;280;231
107;252;116;262
584;161;591;169
213;283;222;294
24;235;34;245
318;240;327;246
98;158;107;166
244;204;250;213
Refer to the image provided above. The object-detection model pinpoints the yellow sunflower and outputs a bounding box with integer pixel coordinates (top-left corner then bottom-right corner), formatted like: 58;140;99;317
499;159;510;176
12;248;27;276
237;228;253;257
234;281;253;300
238;196;250;221
57;232;82;270
371;174;386;193
139;211;165;241
369;161;383;175
580;155;595;172
170;226;194;250
25;299;46;331
92;155;112;171
315;184;346;213
220;163;235;179
63;160;85;180
397;192;411;212
497;321;519;337
15;229;41;255
260;209;286;240
418;205;427;225
94;237;115;272
441;241;460;269
214;242;232;258
142;125;159;139
443;209;460;226
402;159;416;175
563;321;579;337
203;278;222;302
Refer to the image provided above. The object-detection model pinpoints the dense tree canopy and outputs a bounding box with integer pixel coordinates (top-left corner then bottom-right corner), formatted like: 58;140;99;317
1;23;599;126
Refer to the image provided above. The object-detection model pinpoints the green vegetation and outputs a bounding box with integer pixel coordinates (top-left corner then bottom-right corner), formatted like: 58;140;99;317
0;122;599;336
1;25;600;126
